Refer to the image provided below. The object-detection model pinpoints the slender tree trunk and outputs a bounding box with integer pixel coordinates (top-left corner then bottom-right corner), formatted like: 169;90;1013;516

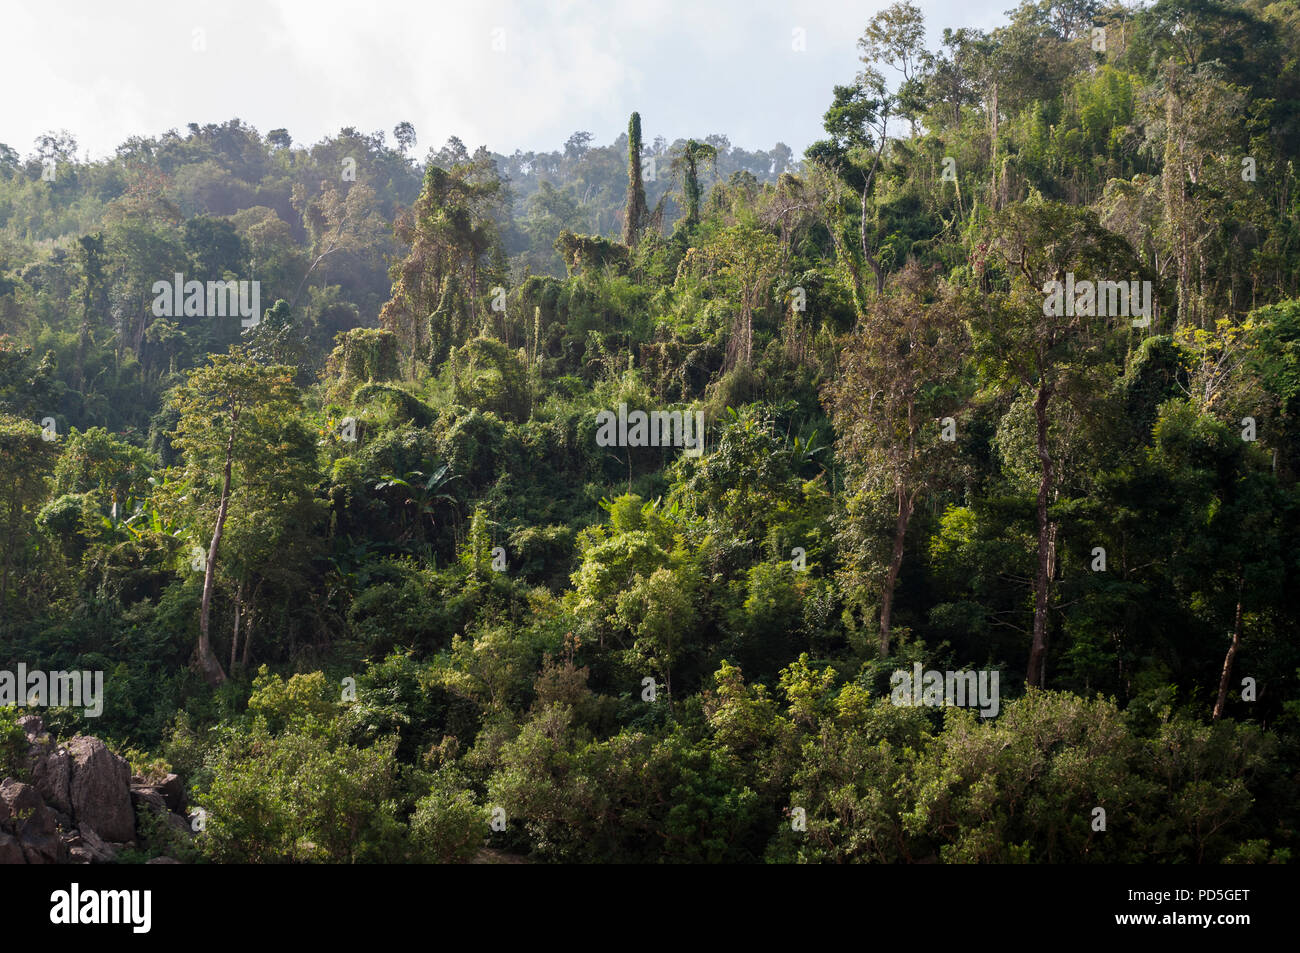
665;629;672;699
989;81;1000;212
197;426;234;686
1027;380;1055;687
860;180;885;296
828;216;867;312
1163;83;1195;326
1;473;20;611
854;128;889;298
241;584;258;669
229;579;243;673
879;487;915;657
468;258;479;332
1212;574;1246;720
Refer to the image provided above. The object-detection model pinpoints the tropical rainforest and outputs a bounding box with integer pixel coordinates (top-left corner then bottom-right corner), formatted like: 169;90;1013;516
2;0;1300;863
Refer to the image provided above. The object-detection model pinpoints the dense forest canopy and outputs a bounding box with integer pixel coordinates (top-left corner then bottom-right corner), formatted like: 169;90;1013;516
2;0;1299;864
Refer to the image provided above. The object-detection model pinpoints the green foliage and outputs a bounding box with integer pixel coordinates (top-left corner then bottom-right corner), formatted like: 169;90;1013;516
195;724;404;863
409;768;488;863
554;230;631;276
246;667;340;735
3;4;1300;865
451;336;530;422
0;708;28;780
331;328;400;390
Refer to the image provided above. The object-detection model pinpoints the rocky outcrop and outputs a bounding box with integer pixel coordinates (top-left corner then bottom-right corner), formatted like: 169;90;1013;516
0;715;192;864
130;783;191;838
23;715;72;816
66;736;134;842
64;825;117;864
0;778;67;864
32;745;72;815
158;773;186;814
0;831;24;864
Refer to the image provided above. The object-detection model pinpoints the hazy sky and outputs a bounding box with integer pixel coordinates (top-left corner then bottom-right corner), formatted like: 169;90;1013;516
4;0;1015;160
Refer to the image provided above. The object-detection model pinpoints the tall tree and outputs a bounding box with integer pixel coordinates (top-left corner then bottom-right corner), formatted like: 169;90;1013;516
393;121;417;156
807;74;893;302
976;201;1141;687
623;113;649;247
168;349;301;685
380;157;505;374
0;415;58;614
1141;401;1283;721
289;181;384;310
691;221;780;369
823;264;968;656
671;140;719;228
73;232;108;391
858;1;928;138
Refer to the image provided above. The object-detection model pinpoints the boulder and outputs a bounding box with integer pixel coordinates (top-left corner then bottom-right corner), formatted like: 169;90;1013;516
130;782;194;849
17;714;44;742
130;785;168;816
62;826;116;864
0;830;25;864
159;773;186;813
32;745;72;816
66;736;134;843
74;825;118;863
146;856;180;864
22;714;73;816
0;778;66;864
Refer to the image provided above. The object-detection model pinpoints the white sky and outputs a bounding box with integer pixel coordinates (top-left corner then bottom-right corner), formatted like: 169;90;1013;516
3;0;1014;160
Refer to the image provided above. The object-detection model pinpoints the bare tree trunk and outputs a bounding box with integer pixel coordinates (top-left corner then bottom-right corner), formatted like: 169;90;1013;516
860;180;885;296
989;82;1000;212
242;586;257;668
1212;575;1246;720
197;426;234;686
1163;83;1195;326
1027;380;1055;688
229;579;243;673
665;629;672;699
856;129;890;298
468;257;479;332
879;488;915;657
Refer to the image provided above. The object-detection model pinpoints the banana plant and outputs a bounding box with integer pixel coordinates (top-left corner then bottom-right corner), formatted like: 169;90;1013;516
374;464;462;543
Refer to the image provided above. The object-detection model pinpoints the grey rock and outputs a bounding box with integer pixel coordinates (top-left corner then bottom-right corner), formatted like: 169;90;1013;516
159;773;186;813
0;830;25;864
17;714;44;741
32;745;72;816
66;736;134;843
0;778;66;864
77;826;118;863
130;785;168;816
